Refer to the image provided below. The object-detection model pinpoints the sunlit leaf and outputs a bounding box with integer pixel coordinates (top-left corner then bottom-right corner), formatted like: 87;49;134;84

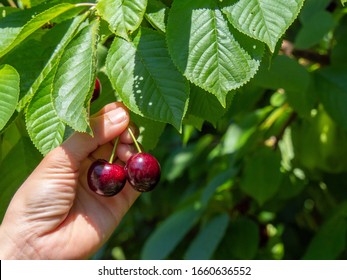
106;28;189;131
0;3;76;57
167;0;263;106
222;0;304;52
145;0;168;33
52;20;99;132
96;0;147;40
0;13;89;111
26;67;65;155
0;65;19;131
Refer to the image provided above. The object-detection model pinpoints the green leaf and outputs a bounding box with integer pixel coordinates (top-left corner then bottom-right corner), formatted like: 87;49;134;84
201;170;236;206
278;127;295;171
52;20;99;133
167;0;264;106
141;163;234;260
228;83;265;116
0;3;76;57
222;0;305;52
253;56;306;92
331;17;347;66
31;0;51;6
0;7;18;19
141;204;204;259
183;115;205;131
188;85;233;127
96;0;147;40
253;55;313;117
303;215;347;259
291;106;347;174
0;137;42;222
106;28;189;131
1;13;89;111
184;213;229;260
0;115;21;161
342;0;347;6
276;172;306;200
240;147;283;205
299;0;331;24
219;217;259;260
295;10;336;49
315;67;347;130
1;39;52;107
145;0;168;33
0;64;19;131
162;135;214;182
25;13;89;107
26;67;65;155
130;113;166;151
215;106;273;157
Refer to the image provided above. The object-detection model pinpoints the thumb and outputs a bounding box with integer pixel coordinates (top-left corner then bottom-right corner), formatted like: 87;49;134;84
1;102;130;229
59;102;130;168
0;103;131;250
22;102;129;190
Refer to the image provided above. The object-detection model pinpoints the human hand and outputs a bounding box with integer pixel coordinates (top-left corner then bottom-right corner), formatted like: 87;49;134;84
0;102;140;259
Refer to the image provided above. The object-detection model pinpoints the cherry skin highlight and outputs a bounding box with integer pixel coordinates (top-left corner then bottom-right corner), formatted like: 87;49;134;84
87;159;126;196
125;153;161;192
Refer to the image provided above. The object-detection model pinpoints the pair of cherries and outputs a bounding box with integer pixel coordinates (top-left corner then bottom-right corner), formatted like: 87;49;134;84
88;79;160;196
88;150;161;196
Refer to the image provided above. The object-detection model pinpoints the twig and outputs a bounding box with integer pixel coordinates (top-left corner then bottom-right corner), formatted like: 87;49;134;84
7;0;17;8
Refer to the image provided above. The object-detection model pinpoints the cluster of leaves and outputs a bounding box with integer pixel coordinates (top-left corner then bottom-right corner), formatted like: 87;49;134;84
1;0;347;260
0;0;304;153
102;0;347;260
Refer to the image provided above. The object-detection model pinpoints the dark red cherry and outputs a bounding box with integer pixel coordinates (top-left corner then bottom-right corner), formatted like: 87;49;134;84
91;78;101;102
87;159;126;196
125;153;161;192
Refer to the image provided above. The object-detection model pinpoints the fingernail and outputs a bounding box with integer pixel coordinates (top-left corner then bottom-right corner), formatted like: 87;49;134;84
108;107;127;124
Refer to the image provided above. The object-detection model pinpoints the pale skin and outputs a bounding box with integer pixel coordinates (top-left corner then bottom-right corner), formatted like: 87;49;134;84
0;102;140;259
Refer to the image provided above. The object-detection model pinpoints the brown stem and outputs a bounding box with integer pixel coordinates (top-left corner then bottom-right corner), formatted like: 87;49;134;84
281;40;330;66
7;0;17;7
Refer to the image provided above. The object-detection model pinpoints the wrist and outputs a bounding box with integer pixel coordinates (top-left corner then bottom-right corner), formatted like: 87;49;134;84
0;226;18;259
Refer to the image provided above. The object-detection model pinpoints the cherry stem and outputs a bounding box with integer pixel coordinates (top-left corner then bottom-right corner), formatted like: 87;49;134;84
7;0;17;8
128;127;142;153
109;137;119;164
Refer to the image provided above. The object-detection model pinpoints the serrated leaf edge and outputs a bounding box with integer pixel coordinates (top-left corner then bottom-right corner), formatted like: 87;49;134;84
166;5;263;107
106;28;189;132
222;0;305;52
51;20;100;134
